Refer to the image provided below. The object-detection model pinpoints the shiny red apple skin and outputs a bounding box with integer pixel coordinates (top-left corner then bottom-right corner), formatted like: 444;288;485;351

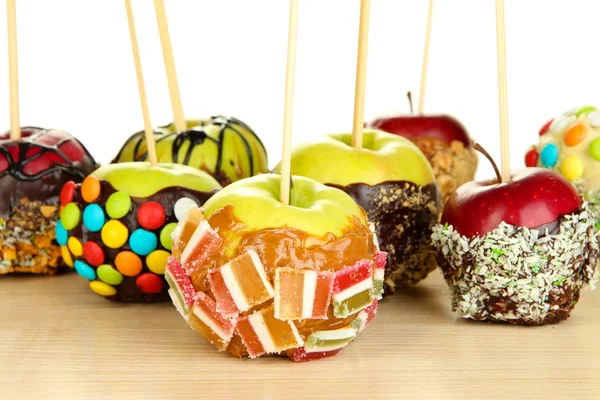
441;168;581;238
370;115;471;147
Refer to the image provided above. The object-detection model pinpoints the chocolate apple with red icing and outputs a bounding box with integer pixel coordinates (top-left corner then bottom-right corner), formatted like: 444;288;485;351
432;147;598;325
0;127;97;275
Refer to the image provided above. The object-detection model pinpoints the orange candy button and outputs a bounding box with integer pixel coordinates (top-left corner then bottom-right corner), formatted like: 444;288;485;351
564;123;587;147
115;250;143;276
81;176;101;203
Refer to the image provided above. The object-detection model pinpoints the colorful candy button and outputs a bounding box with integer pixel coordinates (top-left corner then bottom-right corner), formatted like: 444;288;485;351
83;204;105;232
588;110;600;128
61;246;73;267
561;156;584;181
106;192;132;219
549;116;570;133
160;223;178;250
525;148;539;167
540;143;559;167
75;260;96;280
146;250;169;275
564;123;587;147
90;280;117;297
68;237;83;257
573;105;597;117
60;181;76;206
137;202;166;231
115;251;143;276
590;138;600;161
101;220;129;249
97;264;124;285
55;221;68;246
83;241;105;267
539;119;553;136
174;197;198;221
60;203;81;230
136;273;163;294
81;176;101;203
129;229;157;256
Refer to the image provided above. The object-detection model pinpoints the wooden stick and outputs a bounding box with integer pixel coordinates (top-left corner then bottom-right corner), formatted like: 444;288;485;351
125;0;158;166
418;0;434;114
154;0;186;133
495;0;510;182
6;0;20;140
279;0;299;205
351;0;371;149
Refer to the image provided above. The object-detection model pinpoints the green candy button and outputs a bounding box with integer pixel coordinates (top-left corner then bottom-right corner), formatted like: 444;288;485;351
574;106;597;117
160;222;178;250
590;138;600;161
61;203;81;230
97;264;123;285
106;192;132;219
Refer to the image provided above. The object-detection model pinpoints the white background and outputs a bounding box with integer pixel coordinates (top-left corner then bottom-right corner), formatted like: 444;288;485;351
0;0;598;181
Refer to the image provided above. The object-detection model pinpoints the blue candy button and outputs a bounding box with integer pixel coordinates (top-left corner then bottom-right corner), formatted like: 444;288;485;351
55;221;68;246
83;204;106;233
129;229;157;256
540;143;559;167
75;260;96;281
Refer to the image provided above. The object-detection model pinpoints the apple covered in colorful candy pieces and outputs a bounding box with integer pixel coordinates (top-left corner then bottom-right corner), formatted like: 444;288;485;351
0;127;97;275
526;106;600;222
112;116;267;187
370;111;477;205
58;162;221;302
165;174;386;361
277;130;440;292
432;148;598;325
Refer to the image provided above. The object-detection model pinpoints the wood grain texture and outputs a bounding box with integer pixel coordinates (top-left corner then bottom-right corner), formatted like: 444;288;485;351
1;270;599;400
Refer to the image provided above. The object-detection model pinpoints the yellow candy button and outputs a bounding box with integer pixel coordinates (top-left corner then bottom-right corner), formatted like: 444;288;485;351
68;237;83;257
561;156;584;181
89;280;117;297
146;250;170;275
101;220;129;249
61;246;73;267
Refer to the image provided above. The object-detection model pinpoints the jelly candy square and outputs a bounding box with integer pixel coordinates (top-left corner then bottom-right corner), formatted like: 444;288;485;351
236;305;303;358
208;250;274;318
171;205;204;259
190;292;236;351
372;251;387;300
350;299;378;333
168;289;188;320
332;259;374;318
165;256;196;314
179;215;221;274
291;347;342;362
304;326;356;354
274;267;334;320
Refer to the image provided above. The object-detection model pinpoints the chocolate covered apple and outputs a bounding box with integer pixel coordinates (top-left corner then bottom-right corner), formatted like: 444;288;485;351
0;127;97;275
112;116;267;186
278;130;441;292
432;150;598;325
58;162;221;302
370;110;477;205
166;174;386;361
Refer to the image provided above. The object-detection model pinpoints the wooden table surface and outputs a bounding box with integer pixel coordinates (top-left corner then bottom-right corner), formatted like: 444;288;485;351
1;269;599;400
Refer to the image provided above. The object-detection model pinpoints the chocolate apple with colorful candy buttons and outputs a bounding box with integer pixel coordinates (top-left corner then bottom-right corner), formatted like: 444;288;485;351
165;174;386;361
0;127;97;275
432;148;598;325
112;116;267;186
59;162;221;302
276;130;441;292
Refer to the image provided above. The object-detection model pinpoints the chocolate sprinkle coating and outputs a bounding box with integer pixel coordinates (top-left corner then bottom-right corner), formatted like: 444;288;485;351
329;181;441;294
431;203;599;325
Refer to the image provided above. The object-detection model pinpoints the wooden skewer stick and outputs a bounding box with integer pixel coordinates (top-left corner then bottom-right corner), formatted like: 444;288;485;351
351;0;371;149
125;0;158;166
418;0;434;114
279;0;299;205
154;0;187;133
495;0;511;182
6;0;21;140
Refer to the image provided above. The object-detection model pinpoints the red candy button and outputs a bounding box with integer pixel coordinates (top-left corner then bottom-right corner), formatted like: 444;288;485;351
137;202;166;231
539;119;553;136
83;241;105;267
136;273;163;294
525;148;539;167
60;181;77;206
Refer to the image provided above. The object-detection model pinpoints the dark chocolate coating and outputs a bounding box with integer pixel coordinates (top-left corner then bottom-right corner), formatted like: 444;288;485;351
69;181;217;302
329;180;441;294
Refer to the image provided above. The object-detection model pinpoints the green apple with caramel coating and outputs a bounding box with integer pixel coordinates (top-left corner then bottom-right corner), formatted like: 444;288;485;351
277;129;442;292
112;116;268;187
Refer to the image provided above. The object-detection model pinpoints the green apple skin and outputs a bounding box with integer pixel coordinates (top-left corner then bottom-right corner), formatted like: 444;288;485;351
113;117;267;186
202;174;366;238
277;129;435;186
92;162;222;198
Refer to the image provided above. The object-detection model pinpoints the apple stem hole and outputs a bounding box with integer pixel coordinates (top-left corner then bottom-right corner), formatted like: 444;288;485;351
474;142;504;184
